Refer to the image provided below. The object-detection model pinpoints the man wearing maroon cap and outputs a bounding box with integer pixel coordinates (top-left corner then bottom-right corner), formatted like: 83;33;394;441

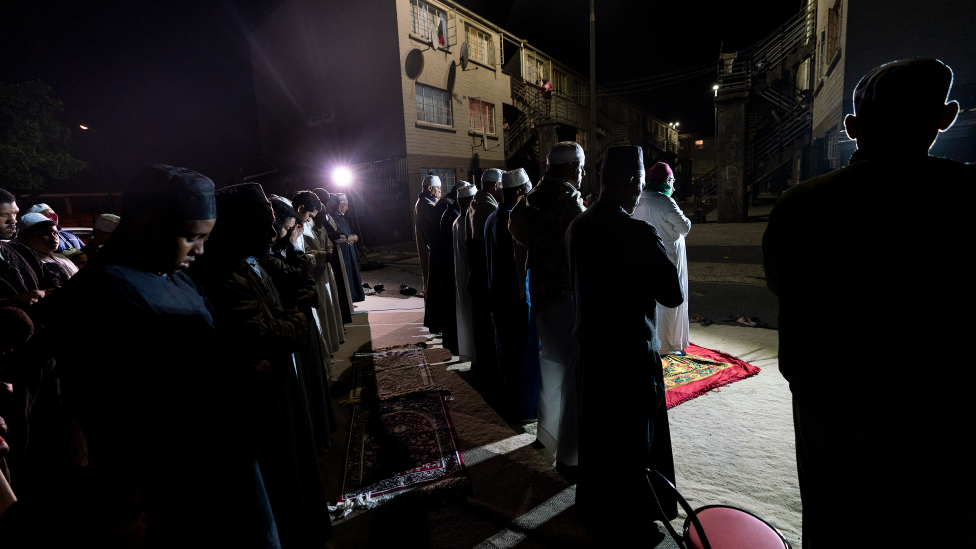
634;162;691;356
764;59;974;547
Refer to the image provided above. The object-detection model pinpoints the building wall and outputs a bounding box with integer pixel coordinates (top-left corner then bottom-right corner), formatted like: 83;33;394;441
811;0;849;141
250;0;407;169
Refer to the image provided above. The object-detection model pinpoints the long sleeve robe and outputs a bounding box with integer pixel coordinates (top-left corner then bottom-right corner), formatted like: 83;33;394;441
485;204;540;420
304;222;344;353
633;191;691;354
438;205;461;354
415;193;438;301
465;191;500;389
333;212;364;302
567;201;684;533
452;215;475;361
325;214;353;324
424;197;453;332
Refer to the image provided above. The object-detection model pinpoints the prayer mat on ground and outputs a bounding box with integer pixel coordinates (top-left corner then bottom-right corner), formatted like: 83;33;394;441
341;344;446;405
663;343;761;409
336;391;470;510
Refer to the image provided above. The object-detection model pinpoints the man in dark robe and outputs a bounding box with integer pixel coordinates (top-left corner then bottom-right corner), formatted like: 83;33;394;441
193;182;332;549
329;194;364;303
486;169;540;420
763;59;974;548
465;169;501;396
438;184;465;355
425;181;461;334
415;174;441;305
568;146;683;546
39;165;275;547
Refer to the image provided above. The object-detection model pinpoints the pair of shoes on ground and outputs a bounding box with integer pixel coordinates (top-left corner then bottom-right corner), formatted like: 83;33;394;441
399;284;417;296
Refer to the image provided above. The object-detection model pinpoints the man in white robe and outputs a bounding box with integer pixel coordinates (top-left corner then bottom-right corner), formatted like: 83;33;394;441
633;162;691;355
452;183;477;362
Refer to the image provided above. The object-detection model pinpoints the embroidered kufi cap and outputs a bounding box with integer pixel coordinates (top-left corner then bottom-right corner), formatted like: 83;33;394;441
29;203;53;214
423;175;442;187
457;184;478;198
546;142;585;165
18;212;56;231
93;214;120;232
482;168;504;183
123;164;217;220
501;168;531;189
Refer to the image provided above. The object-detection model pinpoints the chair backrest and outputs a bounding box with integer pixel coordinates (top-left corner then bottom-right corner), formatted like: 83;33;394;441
645;469;792;549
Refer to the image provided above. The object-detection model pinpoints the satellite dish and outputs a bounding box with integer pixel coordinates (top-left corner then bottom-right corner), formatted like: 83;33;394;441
459;42;469;70
405;49;425;79
447;61;457;92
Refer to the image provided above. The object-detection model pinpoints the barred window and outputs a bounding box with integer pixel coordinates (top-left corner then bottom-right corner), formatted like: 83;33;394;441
465;25;494;65
410;0;446;45
416;83;453;126
553;70;567;96
422;168;455;188
468;99;495;134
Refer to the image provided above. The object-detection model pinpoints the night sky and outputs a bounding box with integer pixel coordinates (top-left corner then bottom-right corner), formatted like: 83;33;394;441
1;0;801;189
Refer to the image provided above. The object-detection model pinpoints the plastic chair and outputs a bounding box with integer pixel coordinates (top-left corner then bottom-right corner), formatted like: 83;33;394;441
645;469;792;549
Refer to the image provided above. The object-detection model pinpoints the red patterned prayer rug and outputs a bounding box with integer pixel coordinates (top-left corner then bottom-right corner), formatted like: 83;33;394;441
663;343;761;409
337;392;470;510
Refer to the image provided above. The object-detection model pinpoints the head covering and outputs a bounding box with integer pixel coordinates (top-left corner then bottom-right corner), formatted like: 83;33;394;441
601;146;644;173
29;203;53;214
94;214;120;233
546;142;585;166
457;184;478;198
18;212;56;232
423;175;442;187
123;164;217;220
502;168;531;189
645;161;674;196
213;183;269;230
334;193;347;201
482;168;504;184
646;162;672;181
853;58;954;122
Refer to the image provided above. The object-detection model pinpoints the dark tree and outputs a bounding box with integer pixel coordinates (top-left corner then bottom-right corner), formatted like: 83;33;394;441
0;80;86;193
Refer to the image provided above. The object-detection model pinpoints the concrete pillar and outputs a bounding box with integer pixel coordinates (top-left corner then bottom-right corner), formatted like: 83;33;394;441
536;122;559;181
715;98;748;223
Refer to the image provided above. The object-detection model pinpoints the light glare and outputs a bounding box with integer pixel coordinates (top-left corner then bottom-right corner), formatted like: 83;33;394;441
79;125;88;130
333;166;353;186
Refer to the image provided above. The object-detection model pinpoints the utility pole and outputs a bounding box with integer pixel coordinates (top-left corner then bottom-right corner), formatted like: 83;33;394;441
588;0;597;196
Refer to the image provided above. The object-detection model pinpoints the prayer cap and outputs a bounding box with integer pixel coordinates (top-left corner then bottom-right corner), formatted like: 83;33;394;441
501;168;530;189
335;193;347;200
94;214;120;233
214;183;269;230
457;184;477;198
546;142;585;166
601;146;644;173
123;164;216;220
853;58;953;121
647;162;673;181
29;203;53;214
18;212;56;231
423;175;442;187
482;168;504;183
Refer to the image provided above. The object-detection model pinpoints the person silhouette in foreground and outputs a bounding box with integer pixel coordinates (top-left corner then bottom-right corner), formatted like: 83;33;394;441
763;58;974;548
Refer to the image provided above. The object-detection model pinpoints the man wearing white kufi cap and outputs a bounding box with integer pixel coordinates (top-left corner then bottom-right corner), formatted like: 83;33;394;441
415;174;442;305
508;142;585;468
486;168;539;419
452;184;478;364
430;180;468;353
463;169;502;385
568;146;682;544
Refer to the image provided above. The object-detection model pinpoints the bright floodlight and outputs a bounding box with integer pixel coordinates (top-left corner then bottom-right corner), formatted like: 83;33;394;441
333;166;353;186
712;85;719;90
79;125;88;130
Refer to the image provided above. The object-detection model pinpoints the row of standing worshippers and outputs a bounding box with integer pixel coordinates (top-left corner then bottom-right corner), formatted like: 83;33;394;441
415;142;693;545
0;169;368;548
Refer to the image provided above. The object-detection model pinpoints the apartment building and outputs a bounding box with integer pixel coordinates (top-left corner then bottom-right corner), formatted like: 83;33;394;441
250;0;680;245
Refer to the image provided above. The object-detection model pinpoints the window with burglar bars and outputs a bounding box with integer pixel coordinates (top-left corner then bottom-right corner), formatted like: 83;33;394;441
410;0;446;45
416;83;453;126
573;80;588;106
469;99;495;134
421;168;455;189
525;52;549;86
553;70;567;96
465;24;494;65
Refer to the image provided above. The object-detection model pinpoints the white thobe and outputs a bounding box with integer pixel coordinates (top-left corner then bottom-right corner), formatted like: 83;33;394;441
452;216;476;362
633;191;691;354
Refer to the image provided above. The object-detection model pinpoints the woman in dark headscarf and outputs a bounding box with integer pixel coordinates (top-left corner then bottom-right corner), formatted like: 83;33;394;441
328;194;365;302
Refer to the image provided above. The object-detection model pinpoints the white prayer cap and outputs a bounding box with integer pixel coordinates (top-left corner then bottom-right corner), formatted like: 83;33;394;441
18;212;56;231
546;141;585;166
94;213;120;232
501;168;530;189
29;203;53;214
482;168;504;183
335;193;347;200
457;184;477;198
423;175;442;187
